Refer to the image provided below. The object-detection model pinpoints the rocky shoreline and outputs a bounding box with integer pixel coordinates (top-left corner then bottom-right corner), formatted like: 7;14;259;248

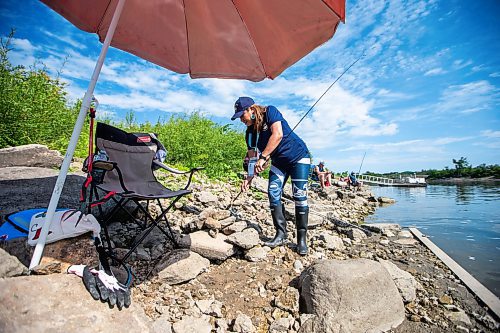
0;145;499;333
427;177;500;185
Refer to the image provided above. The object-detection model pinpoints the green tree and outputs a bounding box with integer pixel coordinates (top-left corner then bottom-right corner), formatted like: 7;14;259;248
452;157;470;177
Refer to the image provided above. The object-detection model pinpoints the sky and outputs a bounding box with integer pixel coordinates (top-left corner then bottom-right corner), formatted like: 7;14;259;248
1;0;499;173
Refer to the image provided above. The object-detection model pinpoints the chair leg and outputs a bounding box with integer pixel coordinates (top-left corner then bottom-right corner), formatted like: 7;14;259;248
156;198;179;247
132;196;183;247
93;192;186;263
120;198;182;262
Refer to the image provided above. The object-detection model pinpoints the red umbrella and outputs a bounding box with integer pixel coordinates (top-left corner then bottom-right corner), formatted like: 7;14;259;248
30;0;345;268
42;0;345;81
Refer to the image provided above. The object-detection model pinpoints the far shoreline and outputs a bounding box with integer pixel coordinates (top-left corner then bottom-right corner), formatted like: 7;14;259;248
427;176;500;185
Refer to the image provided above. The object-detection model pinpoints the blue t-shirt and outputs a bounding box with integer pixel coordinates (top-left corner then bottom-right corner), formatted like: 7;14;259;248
246;106;309;170
349;174;357;184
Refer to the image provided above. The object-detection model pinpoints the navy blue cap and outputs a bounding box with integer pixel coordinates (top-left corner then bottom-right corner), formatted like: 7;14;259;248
231;97;255;120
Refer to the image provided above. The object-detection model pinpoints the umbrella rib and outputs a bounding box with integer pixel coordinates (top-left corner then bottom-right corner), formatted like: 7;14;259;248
96;0;113;34
230;0;267;78
181;0;192;76
320;0;342;22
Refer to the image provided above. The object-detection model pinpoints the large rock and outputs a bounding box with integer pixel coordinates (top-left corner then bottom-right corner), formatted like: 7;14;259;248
298;259;405;333
377;197;396;204
308;213;325;228
0;248;28;277
378;259;419;303
172;315;212;333
319;233;345;251
364;223;401;234
0;144;63;168
0;274;152;333
232;312;256;333
226;228;260;249
222;221;247;235
245;246;270;262
196;192;218;204
154;249;210;285
184;231;236;261
346;228;367;241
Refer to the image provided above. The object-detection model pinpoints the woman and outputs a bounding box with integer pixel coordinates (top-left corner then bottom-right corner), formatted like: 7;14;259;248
231;97;311;255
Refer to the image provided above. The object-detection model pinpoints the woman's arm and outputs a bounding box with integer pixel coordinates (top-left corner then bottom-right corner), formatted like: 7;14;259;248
255;122;283;173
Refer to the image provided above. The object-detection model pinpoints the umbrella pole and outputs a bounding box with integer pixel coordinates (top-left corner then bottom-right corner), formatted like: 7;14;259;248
29;0;127;270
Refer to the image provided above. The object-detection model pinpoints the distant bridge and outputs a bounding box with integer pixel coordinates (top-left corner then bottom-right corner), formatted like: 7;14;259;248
357;174;394;186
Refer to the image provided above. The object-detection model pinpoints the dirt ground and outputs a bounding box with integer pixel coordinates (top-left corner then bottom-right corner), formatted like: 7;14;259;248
132;228;499;333
1;166;499;332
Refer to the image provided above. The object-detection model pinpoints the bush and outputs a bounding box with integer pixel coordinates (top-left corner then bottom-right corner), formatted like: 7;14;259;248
0;31;247;180
0;32;89;156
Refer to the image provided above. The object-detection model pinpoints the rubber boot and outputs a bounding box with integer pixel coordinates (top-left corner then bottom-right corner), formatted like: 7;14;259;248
264;204;287;248
295;206;309;255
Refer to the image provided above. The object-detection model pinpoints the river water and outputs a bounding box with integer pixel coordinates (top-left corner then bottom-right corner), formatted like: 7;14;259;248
365;184;500;297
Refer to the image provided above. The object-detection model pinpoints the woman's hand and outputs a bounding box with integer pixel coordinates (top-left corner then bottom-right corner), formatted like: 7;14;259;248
241;176;254;192
254;158;269;174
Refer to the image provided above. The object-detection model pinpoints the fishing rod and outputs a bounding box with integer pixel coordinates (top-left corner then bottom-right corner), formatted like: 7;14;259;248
357;151;366;175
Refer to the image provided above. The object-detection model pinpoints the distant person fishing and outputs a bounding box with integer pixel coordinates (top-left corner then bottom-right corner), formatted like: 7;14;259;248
231;97;311;255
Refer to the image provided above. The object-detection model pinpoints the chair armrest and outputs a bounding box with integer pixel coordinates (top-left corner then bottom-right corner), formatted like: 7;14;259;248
153;160;190;174
153;160;204;190
93;160;115;171
154;161;204;173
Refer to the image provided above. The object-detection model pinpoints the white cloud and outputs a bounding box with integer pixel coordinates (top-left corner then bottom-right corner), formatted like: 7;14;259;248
481;130;500;138
471;65;486;73
42;29;84;49
472;140;500;149
433;136;474;145
437;80;498;114
243;78;399;149
340;136;473;154
289;0;439;94
95;109;118;121
8;38;38;67
424;67;446;76
376;89;414;101
329;134;479;173
473;130;500;149
452;59;473;70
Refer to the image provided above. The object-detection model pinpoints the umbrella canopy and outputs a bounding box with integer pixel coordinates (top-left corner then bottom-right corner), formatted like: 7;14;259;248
41;0;345;81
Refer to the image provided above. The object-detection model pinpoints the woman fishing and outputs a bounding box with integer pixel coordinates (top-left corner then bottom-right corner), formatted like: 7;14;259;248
231;97;311;255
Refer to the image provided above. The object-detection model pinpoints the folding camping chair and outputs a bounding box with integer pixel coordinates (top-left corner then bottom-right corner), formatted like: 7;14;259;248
85;122;202;264
308;164;322;191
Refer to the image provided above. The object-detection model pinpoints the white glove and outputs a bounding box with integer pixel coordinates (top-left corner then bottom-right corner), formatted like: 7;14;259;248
67;265;131;309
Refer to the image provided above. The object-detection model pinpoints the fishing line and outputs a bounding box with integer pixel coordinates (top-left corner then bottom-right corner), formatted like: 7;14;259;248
289;53;365;136
263;53;365;160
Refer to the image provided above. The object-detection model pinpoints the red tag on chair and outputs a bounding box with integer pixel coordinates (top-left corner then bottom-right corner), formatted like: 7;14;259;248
137;136;151;143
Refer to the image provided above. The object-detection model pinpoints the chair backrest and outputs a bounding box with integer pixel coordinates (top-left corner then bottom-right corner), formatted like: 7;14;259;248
309;164;319;181
95;122;163;194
